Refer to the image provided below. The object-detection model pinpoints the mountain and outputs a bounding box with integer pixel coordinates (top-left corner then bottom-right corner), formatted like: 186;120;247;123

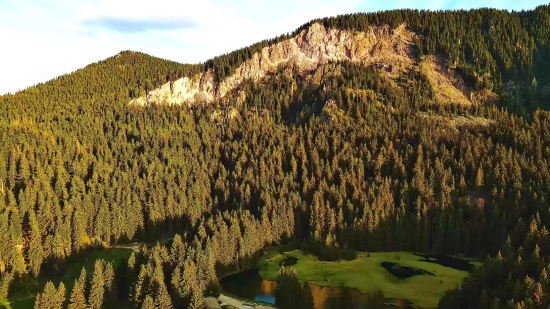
132;5;550;116
1;5;550;309
133;22;492;108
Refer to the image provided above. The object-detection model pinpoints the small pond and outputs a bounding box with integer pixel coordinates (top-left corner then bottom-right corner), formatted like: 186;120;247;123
413;253;475;272
219;268;413;309
380;262;434;279
279;256;298;266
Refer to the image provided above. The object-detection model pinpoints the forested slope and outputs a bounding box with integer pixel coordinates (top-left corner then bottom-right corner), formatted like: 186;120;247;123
0;5;549;309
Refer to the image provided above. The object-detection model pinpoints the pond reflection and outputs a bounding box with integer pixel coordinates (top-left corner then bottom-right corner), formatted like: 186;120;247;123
219;269;413;309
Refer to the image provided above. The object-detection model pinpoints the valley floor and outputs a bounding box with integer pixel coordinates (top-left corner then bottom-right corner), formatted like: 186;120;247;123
259;250;480;308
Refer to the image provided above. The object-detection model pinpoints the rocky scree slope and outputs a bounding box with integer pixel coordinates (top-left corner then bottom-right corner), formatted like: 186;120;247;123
130;22;488;107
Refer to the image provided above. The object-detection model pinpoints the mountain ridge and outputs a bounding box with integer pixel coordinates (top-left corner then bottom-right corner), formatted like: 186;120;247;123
132;22;492;107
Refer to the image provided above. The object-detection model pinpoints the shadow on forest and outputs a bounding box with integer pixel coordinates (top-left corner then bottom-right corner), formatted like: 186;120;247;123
413;253;474;272
4;245;134;309
380;262;434;279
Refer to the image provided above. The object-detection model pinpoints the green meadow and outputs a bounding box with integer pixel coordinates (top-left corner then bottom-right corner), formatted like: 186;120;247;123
259;250;480;308
0;248;132;309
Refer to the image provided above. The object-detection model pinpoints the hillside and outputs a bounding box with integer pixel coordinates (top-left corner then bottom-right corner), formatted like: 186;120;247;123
0;5;550;309
132;22;491;107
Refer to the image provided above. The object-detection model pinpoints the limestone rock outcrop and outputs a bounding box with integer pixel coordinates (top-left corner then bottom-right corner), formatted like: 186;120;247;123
130;22;415;106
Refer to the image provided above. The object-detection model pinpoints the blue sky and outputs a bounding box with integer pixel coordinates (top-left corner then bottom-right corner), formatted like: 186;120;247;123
0;0;547;95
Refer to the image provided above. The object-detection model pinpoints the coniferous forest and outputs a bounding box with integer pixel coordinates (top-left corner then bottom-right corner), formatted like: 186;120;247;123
1;5;550;309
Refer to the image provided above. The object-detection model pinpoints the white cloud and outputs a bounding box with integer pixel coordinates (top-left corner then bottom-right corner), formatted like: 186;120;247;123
0;0;547;94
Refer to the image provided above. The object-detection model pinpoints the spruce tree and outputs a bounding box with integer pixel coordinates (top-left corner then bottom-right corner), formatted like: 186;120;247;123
274;267;302;309
338;286;354;309
54;282;67;309
301;282;314;309
274;266;289;309
0;273;13;299
68;268;88;309
27;211;44;277
188;286;203;309
103;262;117;308
141;295;157;309
35;281;57;309
88;260;105;309
154;282;173;309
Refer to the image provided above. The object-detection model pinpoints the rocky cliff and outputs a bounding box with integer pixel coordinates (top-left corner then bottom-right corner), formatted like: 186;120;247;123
130;22;416;106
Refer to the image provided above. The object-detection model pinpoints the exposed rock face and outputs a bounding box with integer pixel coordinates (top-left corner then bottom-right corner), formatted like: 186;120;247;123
131;22;415;106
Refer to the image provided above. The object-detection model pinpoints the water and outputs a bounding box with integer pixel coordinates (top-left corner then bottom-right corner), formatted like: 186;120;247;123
380;262;434;279
279;256;298;266
219;253;476;309
412;253;475;271
219;269;412;309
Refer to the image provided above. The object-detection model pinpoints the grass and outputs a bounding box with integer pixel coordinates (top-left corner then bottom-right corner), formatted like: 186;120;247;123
419;56;472;106
0;247;133;309
259;250;478;309
418;111;495;131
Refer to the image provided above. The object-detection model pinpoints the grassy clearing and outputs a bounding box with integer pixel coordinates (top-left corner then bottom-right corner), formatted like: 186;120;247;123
0;247;133;309
418;111;495;131
259;250;477;309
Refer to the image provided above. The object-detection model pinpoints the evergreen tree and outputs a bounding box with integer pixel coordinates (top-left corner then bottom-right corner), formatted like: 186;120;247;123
0;273;13;299
103;262;117;308
274;267;302;309
141;295;157;309
88;260;105;309
68;268;88;309
301;282;315;309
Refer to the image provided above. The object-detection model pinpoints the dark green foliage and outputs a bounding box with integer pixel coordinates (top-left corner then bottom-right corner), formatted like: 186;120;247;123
0;5;549;309
301;282;315;309
274;267;304;309
194;5;550;113
325;286;353;309
365;290;385;309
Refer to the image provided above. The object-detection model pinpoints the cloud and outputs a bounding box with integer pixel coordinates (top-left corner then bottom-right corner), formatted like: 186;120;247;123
82;16;198;33
76;0;219;31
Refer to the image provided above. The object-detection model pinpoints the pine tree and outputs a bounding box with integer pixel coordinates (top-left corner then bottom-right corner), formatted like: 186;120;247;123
274;267;302;309
489;297;501;309
27;211;44;277
154;283;173;309
338;286;354;309
54;282;67;309
68;268;88;309
88;260;105;309
188;286;203;309
141;295;157;309
301;282;314;309
0;273;13;299
274;266;290;309
170;234;186;267
35;281;58;309
366;290;385;309
103;262;117;308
